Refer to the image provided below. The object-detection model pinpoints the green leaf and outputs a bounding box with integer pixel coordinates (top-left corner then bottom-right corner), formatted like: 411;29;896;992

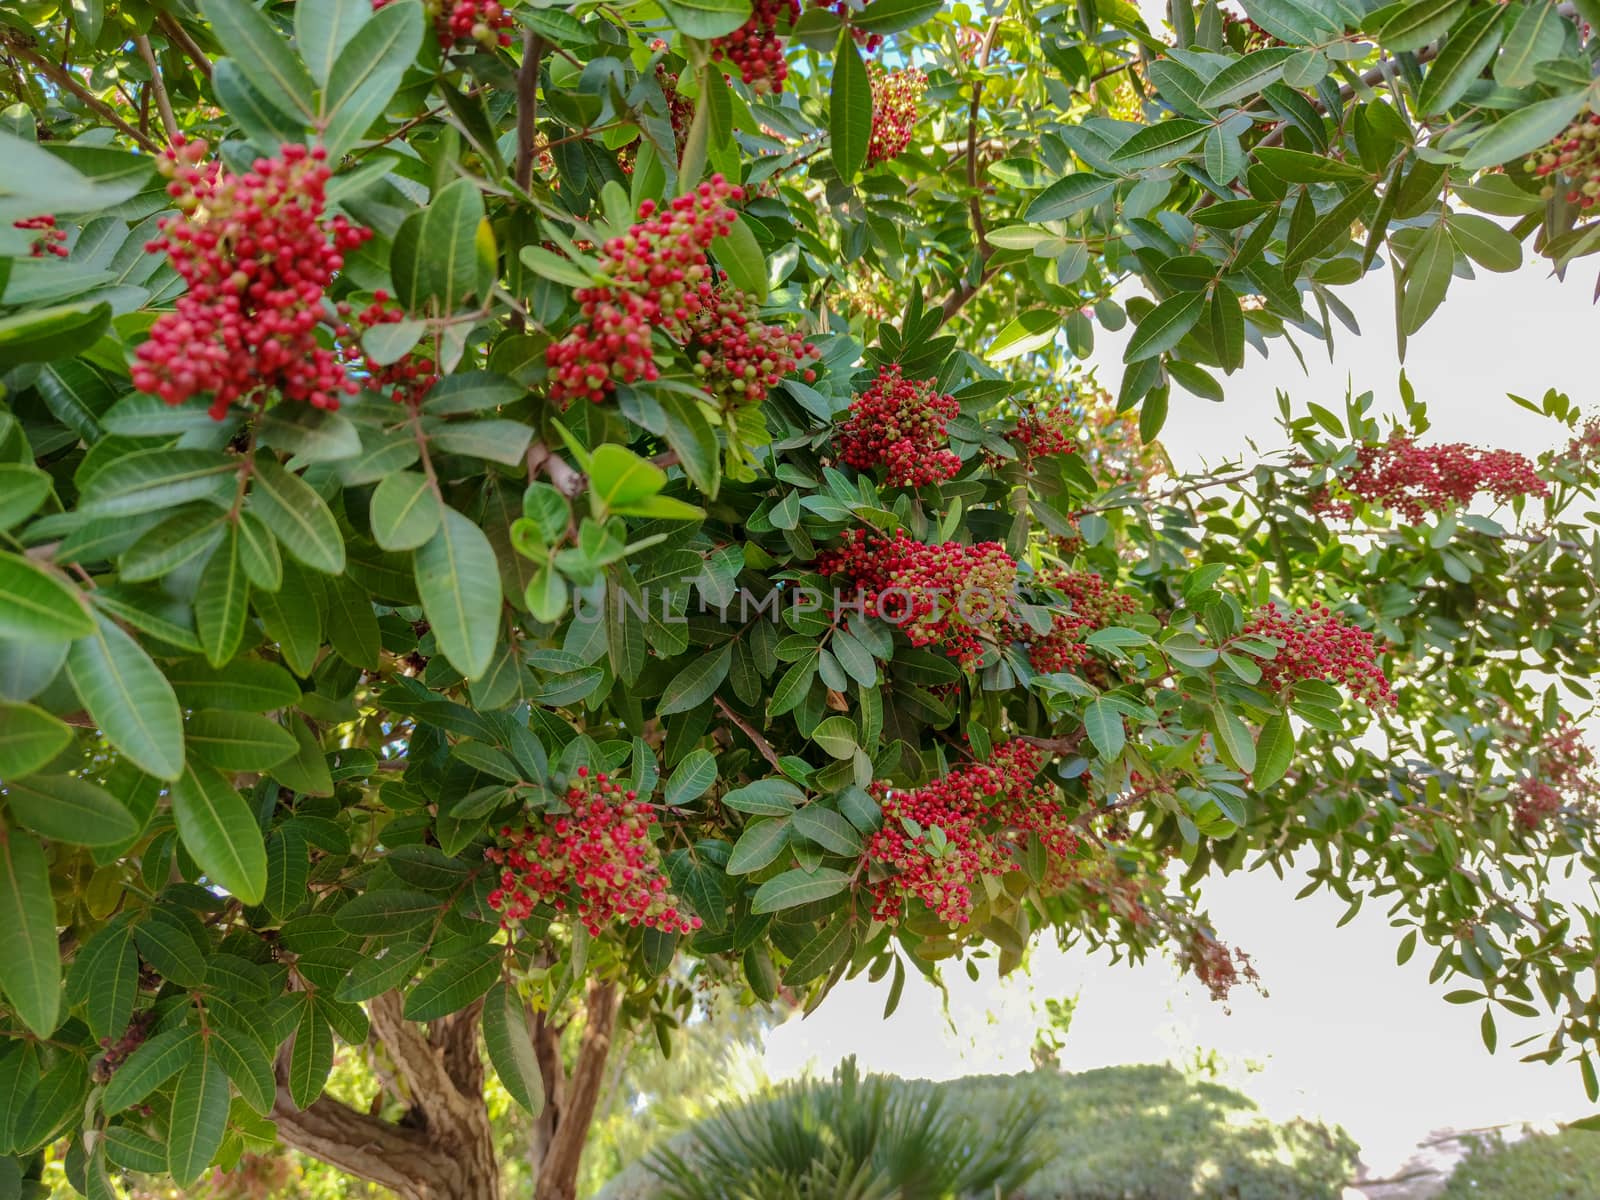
336;940;427;1002
793;806;863;855
404;942;503;1020
1417;6;1506;115
0;301;110;368
335;889;441;936
1494;0;1566;88
415;507;502;680
483;981;544;1116
0;464;51;531
1083;697;1126;759
722;777;803;816
1025;174;1117;222
185;709;299;772
1211;706;1257;773
664;748;718;807
169;656;300;712
1209;286;1246;372
1123;292;1206;362
1204;126;1244;183
66;611;185;781
167;1039;230;1186
988;308;1061;362
1285;181;1375;270
171;762;269;904
249;456;346;575
65;919;136;1042
657;642;732;716
727;818;792;874
1253;713;1295;789
4;775;138;846
658;0;752;38
210;1021;275;1116
264;826;309;920
392;178;489;315
1459;92;1587;172
1401;220;1455;334
80;448;235;519
783;914;854;985
288;1001;333;1108
0;833;59;1037
1376;0;1466;52
12;1053;86;1153
297;0;372;86
196;526;249;667
809;716;858;760
1108;120;1209;171
588;444;666;510
0;552;92;642
321;0;424;157
431;419;535;467
203;0;316;122
751;866;850;913
1197;47;1299;107
271;714;335;797
830;30;872;181
0;703;69;778
102;1027;197;1114
1448;212;1522;273
711;213;769;304
852;0;942;33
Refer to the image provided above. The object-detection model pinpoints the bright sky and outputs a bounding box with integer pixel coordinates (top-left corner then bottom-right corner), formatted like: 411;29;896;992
764;252;1600;1175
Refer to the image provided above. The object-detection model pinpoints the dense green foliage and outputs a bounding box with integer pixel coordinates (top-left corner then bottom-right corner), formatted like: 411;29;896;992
0;0;1599;1195
596;1063;1359;1200
1440;1127;1600;1200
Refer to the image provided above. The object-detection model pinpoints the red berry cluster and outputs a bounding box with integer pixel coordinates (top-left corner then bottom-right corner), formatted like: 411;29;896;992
1524;111;1600;209
683;279;818;403
815;530;1016;667
809;0;884;51
131;138;371;420
712;0;798;93
14;215;67;258
335;291;439;406
618;69;695;176
836;364;962;486
867;66;927;164
1182;932;1259;1002
486;766;699;937
864;743;1059;924
1314;433;1548;521
545;176;740;406
1241;601;1392;708
1002;403;1078;469
1564;417;1600;471
375;0;513;48
1018;569;1136;676
1514;716;1597;829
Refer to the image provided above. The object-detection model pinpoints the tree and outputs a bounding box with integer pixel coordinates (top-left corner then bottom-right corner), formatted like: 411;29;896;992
0;0;1598;1197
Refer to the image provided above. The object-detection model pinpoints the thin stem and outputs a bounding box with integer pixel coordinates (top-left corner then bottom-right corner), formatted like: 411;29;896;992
156;12;212;81
515;32;546;191
714;695;783;771
134;34;178;141
3;38;159;152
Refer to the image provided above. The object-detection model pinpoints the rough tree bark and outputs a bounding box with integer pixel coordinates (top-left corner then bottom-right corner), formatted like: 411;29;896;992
267;982;622;1200
270;991;501;1200
530;979;622;1200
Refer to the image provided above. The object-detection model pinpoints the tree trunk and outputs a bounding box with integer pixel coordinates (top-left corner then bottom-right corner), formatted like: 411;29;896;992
531;979;622;1200
270;982;621;1200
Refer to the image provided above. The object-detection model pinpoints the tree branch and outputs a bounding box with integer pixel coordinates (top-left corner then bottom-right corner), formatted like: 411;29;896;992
3;37;159;152
155;13;212;82
527;440;587;498
271;1075;451;1200
133;34;177;141
714;695;784;771
534;980;620;1200
515;32;547;191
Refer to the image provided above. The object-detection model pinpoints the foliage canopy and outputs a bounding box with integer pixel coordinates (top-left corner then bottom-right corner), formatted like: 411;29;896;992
0;0;1599;1196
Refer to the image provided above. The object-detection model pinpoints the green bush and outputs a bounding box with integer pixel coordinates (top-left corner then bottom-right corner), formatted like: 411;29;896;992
1439;1128;1600;1199
592;1064;1358;1200
648;1058;1046;1200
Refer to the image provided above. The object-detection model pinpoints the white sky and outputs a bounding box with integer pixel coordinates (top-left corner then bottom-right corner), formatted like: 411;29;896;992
765;257;1600;1174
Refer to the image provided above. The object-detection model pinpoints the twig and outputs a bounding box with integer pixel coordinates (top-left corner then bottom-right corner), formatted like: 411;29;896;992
514;32;546;191
156;12;212;81
714;695;783;771
134;34;178;141
965;18;1004;252
526;440;587;498
4;38;159;152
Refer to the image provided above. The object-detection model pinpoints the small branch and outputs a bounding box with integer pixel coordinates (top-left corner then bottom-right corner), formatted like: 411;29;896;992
1019;728;1087;756
526;440;587;498
714;695;784;772
4;38;159;152
155;13;213;82
515;32;546;191
934;262;1001;330
964;18;1003;253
